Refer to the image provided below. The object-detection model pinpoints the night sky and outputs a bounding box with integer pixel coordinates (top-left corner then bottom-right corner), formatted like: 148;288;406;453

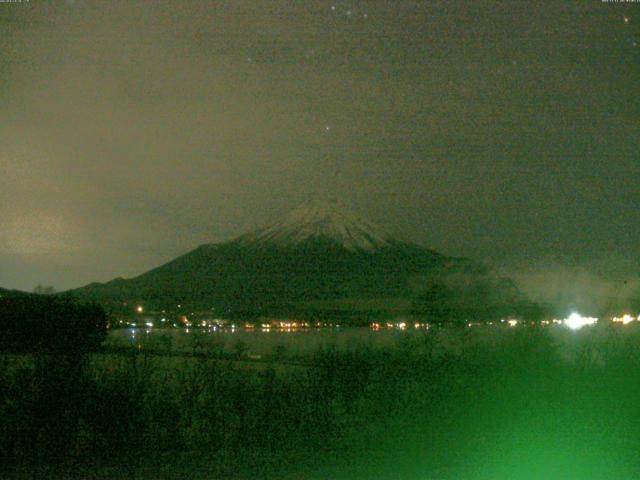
1;1;639;303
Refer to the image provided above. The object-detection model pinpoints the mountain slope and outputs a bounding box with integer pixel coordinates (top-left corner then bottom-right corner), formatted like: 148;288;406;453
0;287;28;298
70;202;538;321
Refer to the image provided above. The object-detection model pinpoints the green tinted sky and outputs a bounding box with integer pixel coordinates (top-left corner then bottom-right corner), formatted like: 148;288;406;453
1;0;638;290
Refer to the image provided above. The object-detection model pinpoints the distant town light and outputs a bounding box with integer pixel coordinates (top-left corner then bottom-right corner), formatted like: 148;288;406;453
507;319;518;327
136;306;143;313
612;314;635;325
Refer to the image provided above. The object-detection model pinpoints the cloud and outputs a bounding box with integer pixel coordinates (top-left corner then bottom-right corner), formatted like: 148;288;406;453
507;258;640;316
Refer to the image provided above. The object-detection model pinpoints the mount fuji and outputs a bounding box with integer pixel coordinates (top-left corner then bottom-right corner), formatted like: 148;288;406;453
70;202;539;322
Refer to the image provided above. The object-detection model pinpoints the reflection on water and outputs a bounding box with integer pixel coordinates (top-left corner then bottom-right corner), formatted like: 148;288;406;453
108;326;429;356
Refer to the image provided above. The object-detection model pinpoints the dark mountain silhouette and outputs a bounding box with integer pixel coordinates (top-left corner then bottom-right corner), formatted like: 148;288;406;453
0;287;28;298
69;202;541;322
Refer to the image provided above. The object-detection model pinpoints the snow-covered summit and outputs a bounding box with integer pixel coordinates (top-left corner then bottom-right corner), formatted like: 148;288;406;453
236;200;398;251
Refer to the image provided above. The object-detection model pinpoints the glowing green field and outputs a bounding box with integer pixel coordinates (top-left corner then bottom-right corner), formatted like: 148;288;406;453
2;324;640;479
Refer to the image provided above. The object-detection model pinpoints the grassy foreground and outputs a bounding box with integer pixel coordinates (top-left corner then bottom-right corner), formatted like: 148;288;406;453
1;325;640;479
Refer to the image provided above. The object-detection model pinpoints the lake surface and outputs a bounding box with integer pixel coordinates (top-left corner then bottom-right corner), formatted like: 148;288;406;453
107;326;434;357
106;322;617;364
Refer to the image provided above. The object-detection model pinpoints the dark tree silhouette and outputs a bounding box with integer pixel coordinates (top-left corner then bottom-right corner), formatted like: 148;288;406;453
0;292;107;353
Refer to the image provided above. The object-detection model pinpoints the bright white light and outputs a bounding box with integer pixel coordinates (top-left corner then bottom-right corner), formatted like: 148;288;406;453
564;312;597;330
145;322;153;327
507;319;518;327
136;306;143;313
